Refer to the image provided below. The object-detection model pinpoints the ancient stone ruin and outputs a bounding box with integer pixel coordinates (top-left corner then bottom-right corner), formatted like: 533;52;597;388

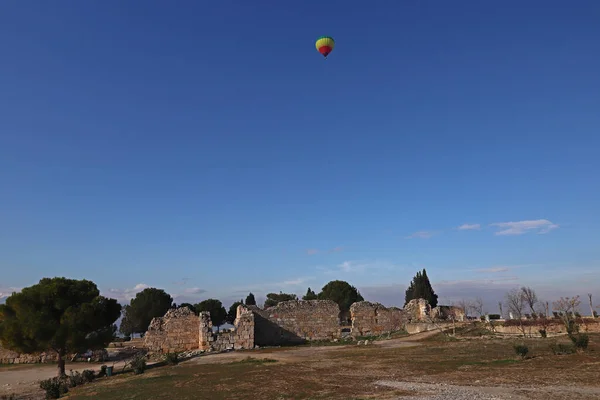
350;301;406;337
142;297;463;355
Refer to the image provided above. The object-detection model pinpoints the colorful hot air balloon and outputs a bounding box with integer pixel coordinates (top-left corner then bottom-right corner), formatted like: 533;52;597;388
315;36;335;59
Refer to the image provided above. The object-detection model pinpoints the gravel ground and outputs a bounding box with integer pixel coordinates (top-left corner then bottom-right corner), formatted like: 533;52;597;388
375;381;526;399
375;381;600;400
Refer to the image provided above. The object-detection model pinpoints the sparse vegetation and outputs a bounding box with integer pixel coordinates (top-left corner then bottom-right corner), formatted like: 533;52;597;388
570;333;589;351
164;352;179;365
230;356;278;365
550;342;576;355
513;343;529;359
131;354;147;374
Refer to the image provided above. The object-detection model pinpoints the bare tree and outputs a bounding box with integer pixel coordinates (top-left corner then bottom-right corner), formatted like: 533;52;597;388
588;294;594;318
456;299;473;319
472;297;484;318
520;286;538;315
498;302;504;319
505;288;526;336
553;296;582;335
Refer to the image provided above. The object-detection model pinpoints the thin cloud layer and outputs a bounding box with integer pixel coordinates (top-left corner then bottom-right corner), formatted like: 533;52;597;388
306;246;344;255
405;231;437;239
490;219;559;236
458;223;481;231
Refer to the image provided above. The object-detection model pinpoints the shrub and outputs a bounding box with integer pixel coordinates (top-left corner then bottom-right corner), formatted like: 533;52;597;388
513;344;529;359
538;329;547;338
40;377;69;399
570;333;589;351
98;365;107;377
593;310;598;318
165;352;179;365
1;394;17;400
81;369;95;383
67;370;86;388
575;312;582;318
131;355;147;375
550;342;576;355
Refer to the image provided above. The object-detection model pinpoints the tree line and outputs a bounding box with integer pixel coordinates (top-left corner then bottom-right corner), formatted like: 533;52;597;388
0;269;440;378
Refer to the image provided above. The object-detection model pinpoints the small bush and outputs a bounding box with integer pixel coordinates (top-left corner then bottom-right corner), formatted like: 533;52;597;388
1;394;17;400
538;329;547;338
570;333;589;351
98;365;107;377
165;352;179;365
513;344;529;359
81;369;95;383
40;377;69;399
131;355;147;375
550;342;576;355
67;370;86;388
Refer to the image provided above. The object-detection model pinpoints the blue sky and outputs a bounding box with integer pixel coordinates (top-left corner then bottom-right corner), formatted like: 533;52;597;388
1;1;599;311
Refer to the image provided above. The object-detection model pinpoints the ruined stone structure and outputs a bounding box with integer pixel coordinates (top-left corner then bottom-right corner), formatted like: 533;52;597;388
249;300;341;346
404;298;431;321
143;297;457;355
144;307;201;353
431;305;466;322
199;305;254;351
350;301;406;337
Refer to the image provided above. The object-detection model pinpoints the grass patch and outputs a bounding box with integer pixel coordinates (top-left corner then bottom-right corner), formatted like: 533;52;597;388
228;357;278;365
64;333;600;400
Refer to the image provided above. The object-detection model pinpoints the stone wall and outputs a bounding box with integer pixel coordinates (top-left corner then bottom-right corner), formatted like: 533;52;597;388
431;305;466;322
405;321;462;334
404;298;430;322
350;301;406;337
489;318;600;335
249;300;341;346
144;307;200;353
0;345;107;365
199;305;255;352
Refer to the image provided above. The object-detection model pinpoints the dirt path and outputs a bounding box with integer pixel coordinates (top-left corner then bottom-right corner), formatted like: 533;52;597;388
0;360;157;399
188;332;432;365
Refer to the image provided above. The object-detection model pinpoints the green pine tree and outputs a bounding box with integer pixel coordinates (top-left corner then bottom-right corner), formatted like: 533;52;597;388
404;269;438;307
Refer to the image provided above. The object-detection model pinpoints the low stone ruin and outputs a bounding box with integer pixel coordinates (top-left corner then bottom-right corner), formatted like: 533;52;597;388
143;297;465;356
249;300;341;346
350;301;406;337
199;305;254;352
144;307;202;353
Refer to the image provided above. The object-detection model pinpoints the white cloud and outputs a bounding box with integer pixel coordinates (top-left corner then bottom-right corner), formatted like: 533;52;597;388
405;230;438;239
475;267;511;273
106;283;150;303
183;287;206;295
490;219;559;236
0;287;21;299
320;260;404;275
458;223;481;231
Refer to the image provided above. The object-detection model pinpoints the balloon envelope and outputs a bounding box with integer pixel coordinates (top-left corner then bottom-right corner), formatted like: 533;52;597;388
315;36;335;58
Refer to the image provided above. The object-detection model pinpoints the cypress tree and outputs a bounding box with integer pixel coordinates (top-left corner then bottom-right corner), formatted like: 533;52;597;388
404;269;438;307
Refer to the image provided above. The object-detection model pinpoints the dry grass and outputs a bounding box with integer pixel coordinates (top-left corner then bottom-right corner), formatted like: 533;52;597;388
64;332;600;399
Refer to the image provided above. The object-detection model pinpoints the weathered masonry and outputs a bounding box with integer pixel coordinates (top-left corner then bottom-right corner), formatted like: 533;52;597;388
144;298;466;354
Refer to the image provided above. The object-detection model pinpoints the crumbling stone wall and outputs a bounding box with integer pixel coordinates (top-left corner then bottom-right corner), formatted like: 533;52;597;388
404;298;431;322
431;305;466;322
0;344;107;365
144;307;200;353
250;300;341;346
350;301;406;337
199;305;254;352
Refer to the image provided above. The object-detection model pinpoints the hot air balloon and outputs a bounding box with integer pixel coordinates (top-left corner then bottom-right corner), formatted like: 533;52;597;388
315;36;335;59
